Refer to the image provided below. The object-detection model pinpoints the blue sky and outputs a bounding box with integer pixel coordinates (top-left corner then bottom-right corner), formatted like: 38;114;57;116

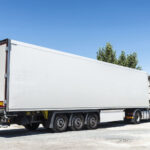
0;0;150;73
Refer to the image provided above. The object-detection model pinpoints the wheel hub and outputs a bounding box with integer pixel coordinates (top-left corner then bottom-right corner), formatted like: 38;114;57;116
57;118;65;128
75;118;82;127
90;117;97;127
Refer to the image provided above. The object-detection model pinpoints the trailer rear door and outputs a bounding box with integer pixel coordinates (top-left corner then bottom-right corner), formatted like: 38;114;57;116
0;42;7;106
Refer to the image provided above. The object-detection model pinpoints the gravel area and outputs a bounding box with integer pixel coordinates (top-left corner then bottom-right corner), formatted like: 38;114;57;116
0;121;150;150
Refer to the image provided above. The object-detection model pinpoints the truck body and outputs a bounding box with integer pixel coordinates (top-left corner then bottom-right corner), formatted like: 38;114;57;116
0;39;150;132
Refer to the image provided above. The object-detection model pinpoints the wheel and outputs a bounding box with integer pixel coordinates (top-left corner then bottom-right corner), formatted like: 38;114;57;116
53;114;68;132
131;111;141;124
87;113;99;129
24;123;39;130
70;114;84;131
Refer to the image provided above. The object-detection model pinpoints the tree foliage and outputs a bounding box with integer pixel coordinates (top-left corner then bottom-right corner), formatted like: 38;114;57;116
118;51;126;66
97;43;141;70
97;43;117;64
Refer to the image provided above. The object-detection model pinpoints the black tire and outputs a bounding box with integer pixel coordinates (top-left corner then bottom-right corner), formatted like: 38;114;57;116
131;111;141;124
53;114;68;132
87;114;99;129
24;123;39;131
70;114;84;131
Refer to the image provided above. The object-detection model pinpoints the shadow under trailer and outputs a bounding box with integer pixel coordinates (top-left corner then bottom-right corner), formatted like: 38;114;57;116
0;39;150;132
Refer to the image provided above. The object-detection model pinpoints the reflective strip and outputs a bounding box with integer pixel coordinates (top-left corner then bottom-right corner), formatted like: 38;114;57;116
126;116;134;119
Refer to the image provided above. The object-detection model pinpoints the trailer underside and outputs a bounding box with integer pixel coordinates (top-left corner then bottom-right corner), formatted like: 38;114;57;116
0;108;150;132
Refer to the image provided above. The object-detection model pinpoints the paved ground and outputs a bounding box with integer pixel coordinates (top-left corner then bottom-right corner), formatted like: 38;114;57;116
0;121;150;150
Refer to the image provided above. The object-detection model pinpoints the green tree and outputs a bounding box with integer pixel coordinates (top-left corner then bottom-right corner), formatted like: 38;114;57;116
97;43;117;64
97;43;142;70
126;52;141;70
118;51;127;66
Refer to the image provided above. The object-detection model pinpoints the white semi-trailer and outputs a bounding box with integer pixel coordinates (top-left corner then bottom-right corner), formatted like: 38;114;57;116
0;39;150;132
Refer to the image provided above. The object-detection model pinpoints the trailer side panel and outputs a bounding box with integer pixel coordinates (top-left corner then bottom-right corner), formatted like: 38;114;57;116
8;40;149;111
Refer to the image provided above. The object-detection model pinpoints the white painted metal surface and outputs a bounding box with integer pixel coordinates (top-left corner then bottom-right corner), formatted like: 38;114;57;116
0;44;6;101
100;110;125;123
6;40;150;111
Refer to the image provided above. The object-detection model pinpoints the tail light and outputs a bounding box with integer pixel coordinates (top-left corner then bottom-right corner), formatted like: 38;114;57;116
0;101;5;108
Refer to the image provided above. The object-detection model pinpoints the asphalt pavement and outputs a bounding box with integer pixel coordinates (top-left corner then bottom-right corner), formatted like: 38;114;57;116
0;121;150;150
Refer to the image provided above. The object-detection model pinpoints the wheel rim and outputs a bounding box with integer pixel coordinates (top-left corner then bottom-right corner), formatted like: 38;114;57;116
87;114;98;129
90;116;97;128
72;115;84;130
54;115;68;132
57;118;65;128
74;117;82;128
